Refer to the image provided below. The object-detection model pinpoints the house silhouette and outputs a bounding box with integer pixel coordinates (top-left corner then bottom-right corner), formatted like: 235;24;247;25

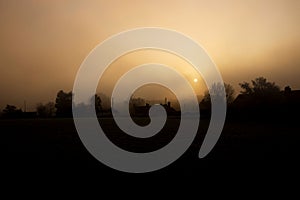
132;101;179;117
230;86;300;120
233;86;300;108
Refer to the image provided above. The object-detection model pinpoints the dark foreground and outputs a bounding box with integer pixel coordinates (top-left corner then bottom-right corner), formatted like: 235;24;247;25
1;117;300;180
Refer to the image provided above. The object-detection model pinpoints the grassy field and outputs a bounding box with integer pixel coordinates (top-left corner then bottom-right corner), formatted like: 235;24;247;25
1;117;299;177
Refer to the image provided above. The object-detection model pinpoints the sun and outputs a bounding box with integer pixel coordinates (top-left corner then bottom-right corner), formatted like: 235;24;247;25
193;78;198;83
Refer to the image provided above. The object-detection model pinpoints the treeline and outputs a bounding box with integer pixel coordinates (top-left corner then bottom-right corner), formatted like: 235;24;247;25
1;76;300;120
0;90;103;118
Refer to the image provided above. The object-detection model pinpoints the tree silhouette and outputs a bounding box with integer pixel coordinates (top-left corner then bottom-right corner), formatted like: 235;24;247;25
201;83;235;108
97;93;110;110
2;104;23;118
55;90;72;117
94;94;102;116
232;77;282;119
239;77;280;97
36;102;56;118
129;97;146;107
129;97;146;115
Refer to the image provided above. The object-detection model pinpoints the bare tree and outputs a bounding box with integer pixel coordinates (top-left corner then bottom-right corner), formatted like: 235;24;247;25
36;102;56;118
201;83;235;107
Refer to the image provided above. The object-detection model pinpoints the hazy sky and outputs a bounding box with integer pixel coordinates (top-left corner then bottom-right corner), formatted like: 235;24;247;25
1;0;300;110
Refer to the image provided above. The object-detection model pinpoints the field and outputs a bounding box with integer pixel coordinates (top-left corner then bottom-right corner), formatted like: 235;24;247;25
1;117;300;178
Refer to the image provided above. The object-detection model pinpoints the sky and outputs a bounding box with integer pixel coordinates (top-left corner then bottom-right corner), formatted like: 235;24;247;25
1;0;300;111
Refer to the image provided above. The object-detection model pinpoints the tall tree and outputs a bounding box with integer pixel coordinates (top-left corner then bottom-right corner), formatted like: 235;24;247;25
94;94;102;115
55;90;72;117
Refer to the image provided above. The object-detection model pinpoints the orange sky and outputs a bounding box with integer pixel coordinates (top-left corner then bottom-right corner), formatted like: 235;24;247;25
1;0;300;111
